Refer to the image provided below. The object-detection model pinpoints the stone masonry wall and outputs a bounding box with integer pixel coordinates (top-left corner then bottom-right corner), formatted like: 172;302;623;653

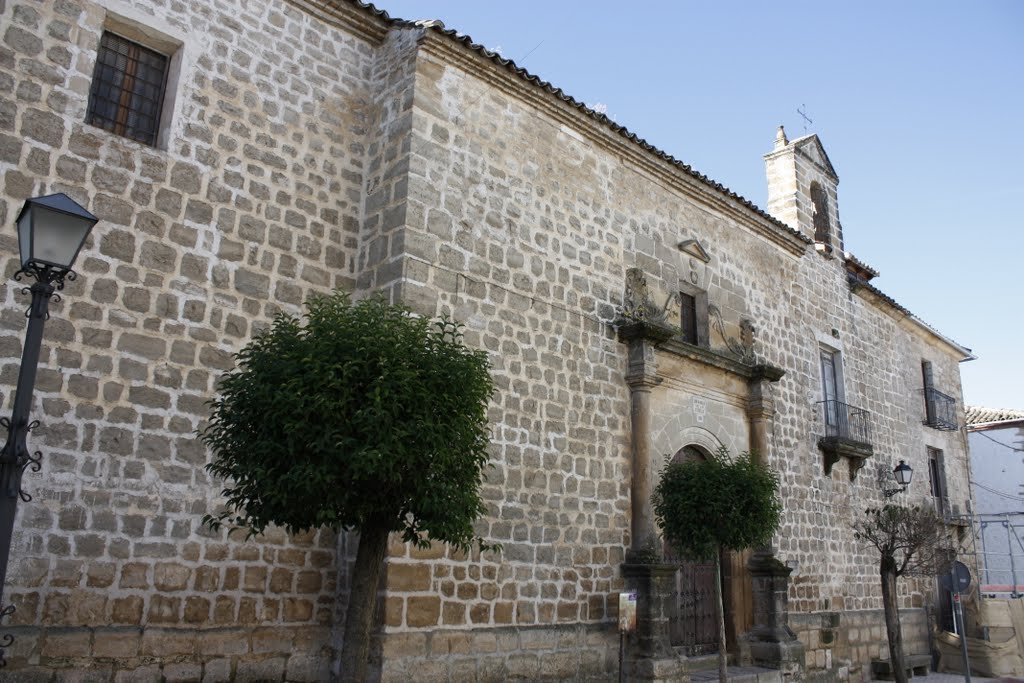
362;30;637;682
363;27;972;682
0;0;388;678
0;0;974;680
791;608;929;683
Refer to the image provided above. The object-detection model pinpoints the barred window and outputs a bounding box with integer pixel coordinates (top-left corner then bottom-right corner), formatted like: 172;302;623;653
86;32;169;146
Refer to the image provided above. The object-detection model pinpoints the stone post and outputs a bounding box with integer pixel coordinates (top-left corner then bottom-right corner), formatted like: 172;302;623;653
621;563;686;681
742;551;805;675
625;336;661;559
746;364;785;464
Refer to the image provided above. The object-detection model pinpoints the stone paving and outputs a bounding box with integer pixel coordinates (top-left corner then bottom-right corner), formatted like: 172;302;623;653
690;665;784;683
872;674;998;683
689;665;999;683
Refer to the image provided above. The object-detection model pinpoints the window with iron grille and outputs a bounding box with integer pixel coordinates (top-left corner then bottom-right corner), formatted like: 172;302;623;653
86;32;169;146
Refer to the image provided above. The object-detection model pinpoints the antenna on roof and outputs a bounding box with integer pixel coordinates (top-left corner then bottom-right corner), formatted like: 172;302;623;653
797;104;813;132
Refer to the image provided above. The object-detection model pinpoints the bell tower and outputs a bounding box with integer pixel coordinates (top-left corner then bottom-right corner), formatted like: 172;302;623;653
764;126;844;255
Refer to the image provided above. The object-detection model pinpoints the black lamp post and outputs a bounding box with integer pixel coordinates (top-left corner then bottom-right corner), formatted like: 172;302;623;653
883;460;914;498
0;193;97;665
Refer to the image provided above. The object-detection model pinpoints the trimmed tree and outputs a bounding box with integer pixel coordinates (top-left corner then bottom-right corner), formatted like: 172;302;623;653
853;503;951;683
201;291;496;682
654;449;782;683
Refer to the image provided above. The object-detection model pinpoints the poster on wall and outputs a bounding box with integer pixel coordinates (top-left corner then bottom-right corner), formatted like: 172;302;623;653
618;591;637;632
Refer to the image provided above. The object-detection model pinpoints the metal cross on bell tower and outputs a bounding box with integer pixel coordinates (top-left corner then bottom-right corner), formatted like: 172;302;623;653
797;104;813;132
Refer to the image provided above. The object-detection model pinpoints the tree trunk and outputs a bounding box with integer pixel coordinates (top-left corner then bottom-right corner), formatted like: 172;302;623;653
339;518;391;683
715;548;728;683
880;555;908;683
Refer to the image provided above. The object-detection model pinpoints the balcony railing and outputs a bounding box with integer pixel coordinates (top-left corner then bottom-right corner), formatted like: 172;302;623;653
819;399;873;445
924;387;958;431
818;400;874;478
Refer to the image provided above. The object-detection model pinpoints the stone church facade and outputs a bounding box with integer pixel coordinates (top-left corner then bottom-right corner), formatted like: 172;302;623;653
0;0;975;681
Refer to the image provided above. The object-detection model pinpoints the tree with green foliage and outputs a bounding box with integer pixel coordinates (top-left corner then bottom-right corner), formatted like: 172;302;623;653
654;449;782;683
853;503;951;683
201;291;496;683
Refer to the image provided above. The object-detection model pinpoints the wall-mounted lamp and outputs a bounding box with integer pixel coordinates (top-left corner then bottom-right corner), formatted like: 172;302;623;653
883;460;913;498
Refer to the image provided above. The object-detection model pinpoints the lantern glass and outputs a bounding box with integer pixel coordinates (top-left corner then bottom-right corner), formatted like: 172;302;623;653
15;194;97;272
16;207;31;268
893;460;913;487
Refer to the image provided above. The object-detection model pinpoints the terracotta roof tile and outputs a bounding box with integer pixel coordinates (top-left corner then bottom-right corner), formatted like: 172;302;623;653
966;406;1024;427
843;252;880;280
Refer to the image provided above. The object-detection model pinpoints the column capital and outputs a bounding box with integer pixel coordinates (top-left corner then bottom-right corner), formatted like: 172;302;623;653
746;377;776;419
624;337;661;389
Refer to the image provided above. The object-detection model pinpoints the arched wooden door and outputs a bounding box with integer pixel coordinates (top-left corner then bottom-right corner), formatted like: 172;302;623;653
666;446;721;654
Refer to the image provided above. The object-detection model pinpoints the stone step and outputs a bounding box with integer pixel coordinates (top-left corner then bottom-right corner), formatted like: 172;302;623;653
684;654;723;672
871;655;931;680
690;664;784;683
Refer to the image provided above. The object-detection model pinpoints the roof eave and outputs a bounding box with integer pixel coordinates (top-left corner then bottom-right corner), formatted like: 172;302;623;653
848;276;974;361
967;418;1024;432
408;21;811;255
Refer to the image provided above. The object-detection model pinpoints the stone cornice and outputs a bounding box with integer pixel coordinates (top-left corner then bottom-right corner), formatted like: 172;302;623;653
617;320;676;346
414;33;809;258
659;338;785;383
285;0;391;45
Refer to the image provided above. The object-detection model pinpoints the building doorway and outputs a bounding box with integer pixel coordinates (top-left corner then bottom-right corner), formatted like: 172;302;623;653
666;445;722;654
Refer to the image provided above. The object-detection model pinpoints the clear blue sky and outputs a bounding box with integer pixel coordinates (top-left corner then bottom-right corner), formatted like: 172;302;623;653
378;0;1024;410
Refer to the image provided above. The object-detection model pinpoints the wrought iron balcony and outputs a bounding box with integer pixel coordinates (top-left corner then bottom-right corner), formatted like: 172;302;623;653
924;387;958;431
820;399;872;443
817;399;874;478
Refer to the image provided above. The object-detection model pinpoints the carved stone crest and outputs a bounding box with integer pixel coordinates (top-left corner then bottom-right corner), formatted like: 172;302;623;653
620;267;676;325
708;304;758;364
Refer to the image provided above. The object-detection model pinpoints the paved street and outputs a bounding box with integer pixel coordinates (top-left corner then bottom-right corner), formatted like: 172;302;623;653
872;675;999;683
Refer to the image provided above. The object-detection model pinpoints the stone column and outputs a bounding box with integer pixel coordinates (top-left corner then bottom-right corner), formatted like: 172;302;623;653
746;363;784;464
741;363;803;675
618;322;683;681
625;336;661;559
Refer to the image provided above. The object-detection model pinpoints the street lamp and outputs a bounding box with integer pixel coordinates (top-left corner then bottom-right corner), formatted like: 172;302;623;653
883;460;914;498
0;193;97;665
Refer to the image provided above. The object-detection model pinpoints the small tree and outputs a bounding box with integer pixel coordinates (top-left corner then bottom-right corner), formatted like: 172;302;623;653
654;450;782;683
853;502;951;683
201;292;496;683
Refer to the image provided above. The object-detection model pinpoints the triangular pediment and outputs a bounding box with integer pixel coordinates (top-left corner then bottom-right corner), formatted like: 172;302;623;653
677;239;710;263
792;134;838;181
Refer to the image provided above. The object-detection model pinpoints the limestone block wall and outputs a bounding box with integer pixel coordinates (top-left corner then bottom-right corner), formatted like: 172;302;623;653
359;31;639;682
765;254;971;675
355;26;420;299
0;0;975;680
363;27;973;681
791;608;929;682
0;0;388;678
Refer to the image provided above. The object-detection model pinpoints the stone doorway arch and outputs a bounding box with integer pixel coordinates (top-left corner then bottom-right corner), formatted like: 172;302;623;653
664;444;720;654
664;443;752;655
